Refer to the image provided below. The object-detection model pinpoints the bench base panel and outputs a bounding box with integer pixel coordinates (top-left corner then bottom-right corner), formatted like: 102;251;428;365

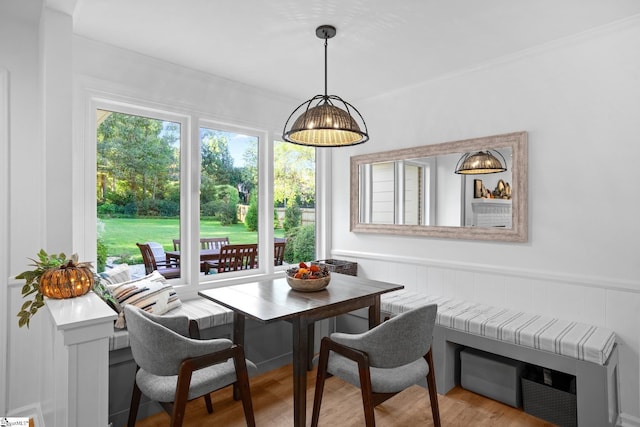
433;325;619;427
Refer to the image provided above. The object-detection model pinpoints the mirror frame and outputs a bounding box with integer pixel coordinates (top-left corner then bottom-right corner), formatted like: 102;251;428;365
350;131;528;242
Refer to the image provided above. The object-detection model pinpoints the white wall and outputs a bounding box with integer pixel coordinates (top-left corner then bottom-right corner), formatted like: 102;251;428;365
332;17;640;426
0;3;48;419
1;3;299;423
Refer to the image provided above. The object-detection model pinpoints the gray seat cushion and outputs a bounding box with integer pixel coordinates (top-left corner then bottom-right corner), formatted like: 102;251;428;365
328;353;427;394
136;359;257;402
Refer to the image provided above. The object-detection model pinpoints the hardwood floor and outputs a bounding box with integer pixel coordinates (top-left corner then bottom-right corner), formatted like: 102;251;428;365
132;364;554;427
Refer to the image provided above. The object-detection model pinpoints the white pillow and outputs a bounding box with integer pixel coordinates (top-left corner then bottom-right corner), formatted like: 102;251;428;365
99;263;131;285
107;271;182;328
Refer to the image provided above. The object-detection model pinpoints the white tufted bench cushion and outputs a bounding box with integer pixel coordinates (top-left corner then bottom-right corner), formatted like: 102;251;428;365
382;290;616;366
108;297;234;351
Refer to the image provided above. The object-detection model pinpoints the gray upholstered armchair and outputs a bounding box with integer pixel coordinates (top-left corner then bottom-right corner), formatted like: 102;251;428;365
311;303;441;427
124;305;257;427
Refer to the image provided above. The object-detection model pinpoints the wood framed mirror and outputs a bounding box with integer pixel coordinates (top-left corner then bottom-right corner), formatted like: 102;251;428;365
350;131;528;242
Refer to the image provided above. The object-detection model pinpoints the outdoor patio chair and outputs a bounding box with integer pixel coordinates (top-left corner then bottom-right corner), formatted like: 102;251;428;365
136;242;180;280
125;305;256;427
146;241;166;265
200;236;230;250
311;303;441;427
274;241;286;266
206;243;258;273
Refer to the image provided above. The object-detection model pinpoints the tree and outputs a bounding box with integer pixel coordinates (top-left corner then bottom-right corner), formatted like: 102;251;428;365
239;139;258;203
97;112;178;208
273;143;315;208
283;201;301;232
200;129;235;185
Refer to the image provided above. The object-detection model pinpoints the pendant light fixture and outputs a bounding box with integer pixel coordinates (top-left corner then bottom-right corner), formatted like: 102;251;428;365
283;25;369;147
454;150;507;174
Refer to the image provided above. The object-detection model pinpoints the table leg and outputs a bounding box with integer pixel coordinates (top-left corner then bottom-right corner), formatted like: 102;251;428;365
369;295;381;329
233;312;246;401
292;317;310;427
307;322;315;371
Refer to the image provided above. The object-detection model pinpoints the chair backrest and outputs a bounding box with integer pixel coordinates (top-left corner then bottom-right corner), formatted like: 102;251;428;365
201;237;230;250
136;243;158;274
333;304;438;369
274;241;286;266
146;241;166;264
217;244;258;273
124;305;231;376
172;239;181;251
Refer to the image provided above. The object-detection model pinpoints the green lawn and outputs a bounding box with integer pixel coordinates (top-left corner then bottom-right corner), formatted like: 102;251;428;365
99;217;284;261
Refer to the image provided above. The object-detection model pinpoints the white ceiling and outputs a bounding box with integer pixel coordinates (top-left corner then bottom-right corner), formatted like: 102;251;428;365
56;1;640;101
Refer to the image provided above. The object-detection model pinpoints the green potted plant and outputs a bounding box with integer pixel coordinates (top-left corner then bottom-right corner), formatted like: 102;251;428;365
15;249;114;328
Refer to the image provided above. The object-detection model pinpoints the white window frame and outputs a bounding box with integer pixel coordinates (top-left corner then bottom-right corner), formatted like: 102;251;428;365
77;90;323;296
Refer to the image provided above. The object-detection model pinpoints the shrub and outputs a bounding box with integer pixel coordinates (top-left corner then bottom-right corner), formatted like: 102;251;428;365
291;224;315;263
283;231;296;263
244;194;258;231
274;209;280;229
201;184;239;224
201;200;217;217
97;203;117;216
283;202;301;232
216;201;238;225
96;238;108;273
156;199;179;217
215;184;240;205
123;202;138;216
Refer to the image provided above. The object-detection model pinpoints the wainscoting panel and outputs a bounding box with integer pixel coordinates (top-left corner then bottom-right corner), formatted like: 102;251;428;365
332;249;640;424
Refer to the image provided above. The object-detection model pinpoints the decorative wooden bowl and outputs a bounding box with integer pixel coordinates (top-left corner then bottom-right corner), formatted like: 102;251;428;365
285;273;331;292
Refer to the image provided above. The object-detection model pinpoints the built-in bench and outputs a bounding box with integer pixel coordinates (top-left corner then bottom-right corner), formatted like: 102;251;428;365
381;290;619;427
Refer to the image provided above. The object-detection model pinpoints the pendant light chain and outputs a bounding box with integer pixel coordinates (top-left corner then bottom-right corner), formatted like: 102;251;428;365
324;36;328;97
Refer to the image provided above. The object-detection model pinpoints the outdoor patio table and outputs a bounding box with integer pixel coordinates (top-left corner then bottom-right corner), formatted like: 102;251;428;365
165;248;220;264
198;274;403;427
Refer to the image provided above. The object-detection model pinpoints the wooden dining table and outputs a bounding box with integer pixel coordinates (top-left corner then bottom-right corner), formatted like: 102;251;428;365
165;248;220;264
198;273;403;427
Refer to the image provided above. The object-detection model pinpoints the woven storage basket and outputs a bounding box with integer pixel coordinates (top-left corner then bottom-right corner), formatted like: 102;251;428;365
312;259;357;276
521;376;577;427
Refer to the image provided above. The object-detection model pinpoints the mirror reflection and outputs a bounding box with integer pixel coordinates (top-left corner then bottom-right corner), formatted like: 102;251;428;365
359;148;512;227
350;132;527;242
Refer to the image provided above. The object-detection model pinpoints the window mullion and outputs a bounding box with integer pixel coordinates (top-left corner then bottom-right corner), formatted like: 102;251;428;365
184;117;200;283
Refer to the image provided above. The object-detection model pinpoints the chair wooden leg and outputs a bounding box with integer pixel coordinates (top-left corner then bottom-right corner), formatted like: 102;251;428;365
204;393;214;414
425;349;441;427
311;340;330;427
358;367;376;427
170;369;193;427
127;379;142;427
232;348;256;427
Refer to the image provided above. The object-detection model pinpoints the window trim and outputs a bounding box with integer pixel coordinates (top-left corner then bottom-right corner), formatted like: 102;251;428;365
81;91;316;293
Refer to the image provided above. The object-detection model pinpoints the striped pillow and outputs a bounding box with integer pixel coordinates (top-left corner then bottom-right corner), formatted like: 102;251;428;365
99;263;131;285
108;271;182;328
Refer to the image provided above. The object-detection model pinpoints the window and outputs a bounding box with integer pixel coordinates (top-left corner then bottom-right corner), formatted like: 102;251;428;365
199;126;259;274
94;102;317;285
273;141;316;264
96;109;182;279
